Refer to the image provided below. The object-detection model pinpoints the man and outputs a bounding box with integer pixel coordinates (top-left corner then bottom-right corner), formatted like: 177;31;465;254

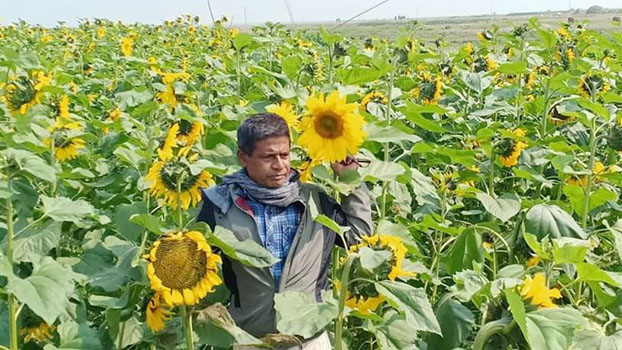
197;113;373;349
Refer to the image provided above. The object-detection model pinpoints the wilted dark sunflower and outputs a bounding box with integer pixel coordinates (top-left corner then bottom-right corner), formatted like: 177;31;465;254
145;231;222;307
606;119;622;151
549;105;575;125
578;74;611;99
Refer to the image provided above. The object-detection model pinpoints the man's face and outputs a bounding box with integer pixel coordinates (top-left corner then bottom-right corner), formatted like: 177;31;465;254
238;136;291;188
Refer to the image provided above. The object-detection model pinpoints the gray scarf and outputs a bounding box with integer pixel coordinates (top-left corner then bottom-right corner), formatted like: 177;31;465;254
202;168;301;213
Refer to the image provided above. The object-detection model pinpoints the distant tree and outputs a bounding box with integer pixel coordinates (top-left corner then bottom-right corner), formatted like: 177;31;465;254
586;5;606;14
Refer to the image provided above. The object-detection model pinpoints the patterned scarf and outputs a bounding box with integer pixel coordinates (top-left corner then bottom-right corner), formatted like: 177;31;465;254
202;168;301;213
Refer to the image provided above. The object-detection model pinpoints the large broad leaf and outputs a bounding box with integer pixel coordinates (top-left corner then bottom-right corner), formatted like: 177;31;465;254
115;317;143;349
359;247;393;272
113;202;148;241
524;308;585;350
449;270;488;302
403;106;447;133
359;161;405;183
337;67;384;85
525;204;587;239
571;328;622;350
42;320;103;350
577;263;620;287
208;226;279;268
506;289;528;341
462;72;492;96
0;257;76;325
233;33;253;50
609;221;622;264
375;281;441;335
497;61;528;74
552;238;589;264
41;195;95;223
195;303;264;348
5;149;56;183
475;192;521;223
441;229;484;275
13;221;62;263
426;296;475;350
564;186;618;214
364;124;422;144
274;291;338;339
410;167;441;207
373;310;420;350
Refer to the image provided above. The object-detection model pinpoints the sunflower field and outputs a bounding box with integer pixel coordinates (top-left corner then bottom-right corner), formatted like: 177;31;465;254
1;14;622;350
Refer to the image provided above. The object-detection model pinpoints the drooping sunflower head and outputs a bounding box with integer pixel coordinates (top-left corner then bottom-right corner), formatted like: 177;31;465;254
176;119;205;147
145;230;222;306
4;75;38;115
145;158;215;209
297;158;321;183
578;74;611;99
478;29;493;41
606;121;622;151
350;234;414;282
21;322;56;344
266;100;300;130
157;123;180;161
145;294;171;333
498;129;527;167
360;91;388;112
417;74;443;105
549;105;575;125
45;121;85;162
298;91;366;163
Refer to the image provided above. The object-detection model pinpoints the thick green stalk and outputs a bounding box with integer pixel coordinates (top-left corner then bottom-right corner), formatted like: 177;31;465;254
6;193;18;350
335;253;358;350
117;320;126;350
488;148;496;196
380;68;395;219
581;118;597;229
182;306;194;350
473;318;513;350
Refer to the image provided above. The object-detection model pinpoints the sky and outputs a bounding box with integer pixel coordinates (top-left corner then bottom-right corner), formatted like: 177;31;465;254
2;0;621;27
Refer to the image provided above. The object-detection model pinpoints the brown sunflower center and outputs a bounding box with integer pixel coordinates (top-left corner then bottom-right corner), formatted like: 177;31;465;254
153;236;207;290
498;138;517;157
314;113;344;139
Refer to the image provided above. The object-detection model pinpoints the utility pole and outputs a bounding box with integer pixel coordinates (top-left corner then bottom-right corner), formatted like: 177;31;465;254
284;0;295;24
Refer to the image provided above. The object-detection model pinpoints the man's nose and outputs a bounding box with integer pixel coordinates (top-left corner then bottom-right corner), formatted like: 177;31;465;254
272;156;286;170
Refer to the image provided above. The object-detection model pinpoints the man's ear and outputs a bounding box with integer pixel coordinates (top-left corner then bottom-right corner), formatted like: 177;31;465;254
237;149;248;167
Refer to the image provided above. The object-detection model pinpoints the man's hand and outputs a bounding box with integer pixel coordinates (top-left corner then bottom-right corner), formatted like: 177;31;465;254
331;155;360;178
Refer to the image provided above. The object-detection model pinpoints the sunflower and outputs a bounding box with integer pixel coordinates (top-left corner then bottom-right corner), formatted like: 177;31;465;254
146;294;171;332
498;129;527;167
21;323;56;343
157;123;179;161
525;256;540;268
109;107;122;121
120;36;134;56
520;273;562;309
524;72;536;89
360;92;388;112
578;74;611;99
334;280;386;315
45;121;85;162
349;234;414;281
156;85;178;109
266;100;300;130
3;72;51;116
606;120;622;151
298;91;366;163
58;95;70;119
176;119;204;146
298;158;321;183
145;230;222;306
549;105;575;125
97;26;105;38
145;159;215;209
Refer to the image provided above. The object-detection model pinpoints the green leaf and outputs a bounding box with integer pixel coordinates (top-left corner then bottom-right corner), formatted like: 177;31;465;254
41;195;95;223
427;296;475;350
403;104;447;133
116;88;153;109
571;328;622;350
208;226;279;268
13;221;62;263
337;67;384;85
129;213;163;236
314;214;349;236
498;61;528;74
43;320;103;350
373;310;420;350
609;220;622;263
525;204;587;239
359;247;393;272
281;55;302;79
274;291;338;339
115;317;143;349
5;149;56;183
577;263;620;287
525;308;584;350
195;303;264;347
113;202;148;241
475;192;521;223
506;288;528;341
375;281;441;335
523;232;551;260
319;26;342;45
2;257;76;325
364;123;422;143
462;72;492;96
359;160;405;183
449;270;488;302
442;229;484;275
552;238;589;264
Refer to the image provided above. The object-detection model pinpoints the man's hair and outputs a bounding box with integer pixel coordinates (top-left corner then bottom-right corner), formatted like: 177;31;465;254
237;113;290;155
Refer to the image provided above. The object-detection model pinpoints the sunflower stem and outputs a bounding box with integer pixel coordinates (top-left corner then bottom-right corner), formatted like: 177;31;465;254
176;175;184;230
380;65;395;220
6;177;18;350
117;320;126;349
335;253;358;350
488;148;496;196
473;318;514;350
581;117;597;229
181;306;194;350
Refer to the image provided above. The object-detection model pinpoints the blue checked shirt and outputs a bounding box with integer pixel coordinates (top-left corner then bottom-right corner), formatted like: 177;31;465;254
238;189;302;288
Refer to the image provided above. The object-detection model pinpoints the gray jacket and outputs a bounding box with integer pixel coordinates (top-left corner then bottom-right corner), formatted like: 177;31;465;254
197;183;373;338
